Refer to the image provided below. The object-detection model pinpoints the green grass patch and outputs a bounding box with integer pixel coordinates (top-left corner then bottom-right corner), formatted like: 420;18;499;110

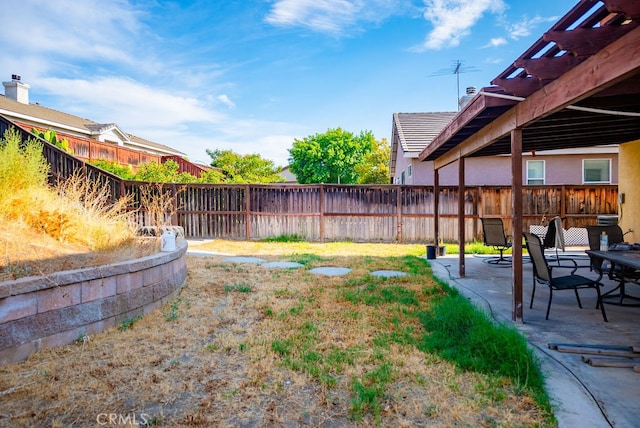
417;286;552;413
119;315;142;331
224;282;253;292
260;234;305;242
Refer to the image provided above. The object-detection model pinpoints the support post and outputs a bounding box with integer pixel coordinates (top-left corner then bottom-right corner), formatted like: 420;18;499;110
511;129;524;323
458;157;466;277
434;168;440;249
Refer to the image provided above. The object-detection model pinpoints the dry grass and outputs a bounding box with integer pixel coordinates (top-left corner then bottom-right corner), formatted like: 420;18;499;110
0;239;552;427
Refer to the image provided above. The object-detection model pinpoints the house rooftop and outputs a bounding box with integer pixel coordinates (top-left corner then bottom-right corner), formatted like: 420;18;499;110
0;90;185;157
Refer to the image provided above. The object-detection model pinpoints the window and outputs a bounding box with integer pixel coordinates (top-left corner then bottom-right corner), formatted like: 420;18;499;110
526;160;545;185
401;171;405;184
583;159;611;184
408;165;412;177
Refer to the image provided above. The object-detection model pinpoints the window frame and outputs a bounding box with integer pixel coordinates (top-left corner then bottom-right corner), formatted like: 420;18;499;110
582;158;611;184
526;159;545;185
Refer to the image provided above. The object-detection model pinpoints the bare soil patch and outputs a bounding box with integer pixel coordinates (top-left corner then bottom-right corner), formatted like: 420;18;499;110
0;240;550;427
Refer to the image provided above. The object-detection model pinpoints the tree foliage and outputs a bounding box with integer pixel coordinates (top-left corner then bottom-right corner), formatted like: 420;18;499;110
90;159;224;184
31;128;73;154
355;137;390;184
288;128;387;184
206;149;284;184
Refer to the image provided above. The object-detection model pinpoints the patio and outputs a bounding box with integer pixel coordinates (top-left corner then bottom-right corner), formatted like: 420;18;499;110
428;250;640;428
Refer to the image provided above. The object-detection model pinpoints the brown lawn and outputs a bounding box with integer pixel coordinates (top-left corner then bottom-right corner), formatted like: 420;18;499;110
0;239;551;427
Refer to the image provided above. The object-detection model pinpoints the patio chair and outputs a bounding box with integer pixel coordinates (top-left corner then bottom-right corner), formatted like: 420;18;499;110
542;216;589;268
481;218;512;265
524;232;607;321
586;225;640;305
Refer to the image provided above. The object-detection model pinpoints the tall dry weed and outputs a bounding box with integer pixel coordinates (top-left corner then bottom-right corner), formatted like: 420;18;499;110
139;183;180;229
4;172;137;250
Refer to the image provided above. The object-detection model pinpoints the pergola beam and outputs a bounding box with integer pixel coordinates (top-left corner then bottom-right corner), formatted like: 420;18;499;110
433;24;640;170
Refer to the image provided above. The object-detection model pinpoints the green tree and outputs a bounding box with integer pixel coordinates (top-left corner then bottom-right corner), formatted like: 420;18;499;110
31;128;73;154
287;128;375;184
206;149;284;184
355;137;390;184
90;159;135;180
133;160;197;183
195;169;225;184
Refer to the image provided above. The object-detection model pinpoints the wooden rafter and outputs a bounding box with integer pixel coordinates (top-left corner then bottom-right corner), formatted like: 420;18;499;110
491;77;544;98
515;56;585;81
603;0;640;19
545;23;639;56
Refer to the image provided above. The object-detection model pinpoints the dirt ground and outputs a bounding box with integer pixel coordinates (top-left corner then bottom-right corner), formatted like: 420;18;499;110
0;240;551;427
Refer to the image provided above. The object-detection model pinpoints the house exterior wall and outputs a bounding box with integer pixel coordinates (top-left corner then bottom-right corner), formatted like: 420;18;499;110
394;152;618;186
618;140;640;243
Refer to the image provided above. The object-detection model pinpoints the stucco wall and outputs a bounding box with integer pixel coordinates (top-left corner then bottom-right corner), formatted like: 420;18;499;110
618;141;640;243
0;240;188;366
399;153;618;186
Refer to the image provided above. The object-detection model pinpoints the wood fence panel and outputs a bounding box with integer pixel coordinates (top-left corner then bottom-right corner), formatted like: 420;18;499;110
3;115;619;245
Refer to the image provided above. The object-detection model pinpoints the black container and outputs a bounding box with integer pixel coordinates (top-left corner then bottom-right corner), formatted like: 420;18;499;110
426;245;437;259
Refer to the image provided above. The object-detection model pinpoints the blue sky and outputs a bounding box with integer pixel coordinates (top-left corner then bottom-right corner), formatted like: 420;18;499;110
0;0;579;167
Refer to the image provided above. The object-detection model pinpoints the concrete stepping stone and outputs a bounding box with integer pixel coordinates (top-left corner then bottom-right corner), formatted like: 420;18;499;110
370;270;408;278
222;256;267;264
260;261;304;269
308;267;352;276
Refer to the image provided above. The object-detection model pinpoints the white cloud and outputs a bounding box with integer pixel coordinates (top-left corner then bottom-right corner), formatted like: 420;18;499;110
483;37;507;48
414;0;506;51
33;76;301;166
0;0;144;69
265;0;409;35
217;94;236;109
506;15;558;40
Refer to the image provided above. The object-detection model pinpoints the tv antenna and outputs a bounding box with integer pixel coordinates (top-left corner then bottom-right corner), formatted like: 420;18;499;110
430;60;480;110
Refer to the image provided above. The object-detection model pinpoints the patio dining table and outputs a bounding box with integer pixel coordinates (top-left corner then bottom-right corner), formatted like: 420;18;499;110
585;249;640;306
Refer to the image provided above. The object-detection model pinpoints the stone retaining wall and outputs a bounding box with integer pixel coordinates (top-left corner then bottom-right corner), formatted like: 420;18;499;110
0;240;188;366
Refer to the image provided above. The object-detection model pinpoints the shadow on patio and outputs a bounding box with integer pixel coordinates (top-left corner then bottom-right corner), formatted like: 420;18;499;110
428;250;639;428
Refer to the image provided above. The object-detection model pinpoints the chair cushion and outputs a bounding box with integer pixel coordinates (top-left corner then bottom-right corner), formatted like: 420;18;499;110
552;274;596;290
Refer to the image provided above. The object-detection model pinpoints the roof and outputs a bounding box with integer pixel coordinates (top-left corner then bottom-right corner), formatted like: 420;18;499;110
0;93;185;156
390;112;456;176
393;112;457;154
419;0;640;166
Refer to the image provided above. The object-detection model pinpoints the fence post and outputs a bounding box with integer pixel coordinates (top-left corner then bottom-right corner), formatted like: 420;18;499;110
320;184;325;242
245;184;251;240
171;183;179;225
397;185;403;243
560;185;566;223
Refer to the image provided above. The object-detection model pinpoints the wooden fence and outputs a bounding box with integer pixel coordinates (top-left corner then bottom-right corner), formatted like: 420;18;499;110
1;116;619;243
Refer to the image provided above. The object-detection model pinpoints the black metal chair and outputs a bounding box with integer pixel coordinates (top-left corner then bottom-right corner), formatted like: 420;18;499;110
523;232;607;321
481;218;512;265
542;216;589;268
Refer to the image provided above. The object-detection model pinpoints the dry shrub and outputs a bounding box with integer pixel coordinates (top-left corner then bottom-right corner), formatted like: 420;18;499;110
3;172;136;251
139;183;179;229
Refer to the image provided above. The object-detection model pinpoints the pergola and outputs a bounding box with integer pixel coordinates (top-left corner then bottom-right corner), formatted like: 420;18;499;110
418;0;640;322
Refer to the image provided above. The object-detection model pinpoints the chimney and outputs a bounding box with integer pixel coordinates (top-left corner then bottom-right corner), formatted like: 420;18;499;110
458;86;477;110
3;74;30;104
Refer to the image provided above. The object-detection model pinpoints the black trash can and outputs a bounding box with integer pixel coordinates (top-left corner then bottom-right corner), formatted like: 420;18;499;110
426;245;437;260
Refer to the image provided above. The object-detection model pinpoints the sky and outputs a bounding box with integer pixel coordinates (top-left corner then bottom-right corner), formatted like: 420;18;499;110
0;0;580;167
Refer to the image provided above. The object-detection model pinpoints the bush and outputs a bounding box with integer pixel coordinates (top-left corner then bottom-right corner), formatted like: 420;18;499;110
0;128;49;207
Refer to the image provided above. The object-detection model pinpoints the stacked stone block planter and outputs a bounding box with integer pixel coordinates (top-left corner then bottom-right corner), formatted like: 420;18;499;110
0;240;188;366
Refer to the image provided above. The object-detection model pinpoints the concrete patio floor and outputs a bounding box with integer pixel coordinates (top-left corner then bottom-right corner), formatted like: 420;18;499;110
428;250;640;428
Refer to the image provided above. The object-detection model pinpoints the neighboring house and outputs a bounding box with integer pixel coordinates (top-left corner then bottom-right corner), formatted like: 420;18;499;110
0;75;210;176
391;93;619;186
279;166;298;184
